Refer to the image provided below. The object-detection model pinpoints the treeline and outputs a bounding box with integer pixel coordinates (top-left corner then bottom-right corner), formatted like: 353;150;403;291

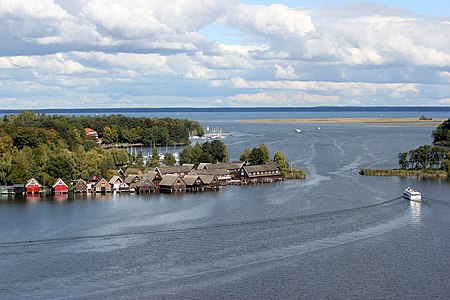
398;145;450;171
432;118;450;146
359;168;448;178
179;140;229;165
2;111;204;147
0;111;204;185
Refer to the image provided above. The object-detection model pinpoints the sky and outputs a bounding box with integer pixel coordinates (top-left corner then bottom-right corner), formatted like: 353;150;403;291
0;0;449;108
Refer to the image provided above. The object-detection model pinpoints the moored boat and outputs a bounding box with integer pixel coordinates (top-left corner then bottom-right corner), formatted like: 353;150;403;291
403;187;422;201
294;128;301;133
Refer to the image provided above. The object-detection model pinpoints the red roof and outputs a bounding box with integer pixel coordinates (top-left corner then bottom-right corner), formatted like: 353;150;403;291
85;128;98;135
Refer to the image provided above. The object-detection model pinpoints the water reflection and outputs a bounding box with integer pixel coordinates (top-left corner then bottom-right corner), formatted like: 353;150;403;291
409;200;422;224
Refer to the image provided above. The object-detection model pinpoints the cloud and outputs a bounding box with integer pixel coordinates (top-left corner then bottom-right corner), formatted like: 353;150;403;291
0;1;449;108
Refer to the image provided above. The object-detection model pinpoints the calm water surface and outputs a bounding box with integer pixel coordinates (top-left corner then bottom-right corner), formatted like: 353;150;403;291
1;111;450;299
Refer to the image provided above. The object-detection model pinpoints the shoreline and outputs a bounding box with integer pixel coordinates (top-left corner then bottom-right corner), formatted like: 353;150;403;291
240;117;445;126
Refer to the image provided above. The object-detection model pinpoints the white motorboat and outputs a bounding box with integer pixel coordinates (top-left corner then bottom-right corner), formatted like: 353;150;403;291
294;128;301;133
403;187;422;201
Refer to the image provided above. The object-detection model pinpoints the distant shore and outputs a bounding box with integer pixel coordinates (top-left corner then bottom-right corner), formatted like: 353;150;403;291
241;117;445;126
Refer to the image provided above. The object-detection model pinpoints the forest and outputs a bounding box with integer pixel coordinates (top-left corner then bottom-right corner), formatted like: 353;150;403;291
432;118;450;146
0;111;204;185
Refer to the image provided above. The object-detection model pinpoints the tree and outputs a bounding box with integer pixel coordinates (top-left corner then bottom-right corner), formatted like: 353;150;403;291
102;126;119;144
164;152;176;166
273;150;289;169
150;146;160;168
7;148;32;184
46;151;75;183
248;147;266;165
398;152;408;170
203;140;228;163
239;148;251;163
258;144;270;162
432;118;450;146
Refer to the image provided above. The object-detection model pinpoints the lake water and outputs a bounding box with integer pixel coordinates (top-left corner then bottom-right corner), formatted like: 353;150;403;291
1;109;450;299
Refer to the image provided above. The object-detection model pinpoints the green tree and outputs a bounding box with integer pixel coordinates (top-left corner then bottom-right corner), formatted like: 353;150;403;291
150;146;160;167
203;140;228;163
164;152;176;166
258;144;270;162
273;150;289;169
239;148;251;163
398;152;408;170
7;147;32;184
47;151;75;183
248;147;266;165
432;118;450;146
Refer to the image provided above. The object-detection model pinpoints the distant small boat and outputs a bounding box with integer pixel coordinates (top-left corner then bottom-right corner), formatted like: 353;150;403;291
316;126;320;130
294;128;301;133
403;187;422;202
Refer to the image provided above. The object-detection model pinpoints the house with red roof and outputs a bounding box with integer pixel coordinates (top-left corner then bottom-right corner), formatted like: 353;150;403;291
52;178;68;194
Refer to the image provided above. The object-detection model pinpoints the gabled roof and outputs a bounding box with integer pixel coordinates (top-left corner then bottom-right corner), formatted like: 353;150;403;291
159;174;184;187
156;165;192;175
136;177;156;187
109;175;123;184
26;178;41;187
197;163;209;170
205;162;244;170
125;168;143;175
198;174;216;184
74;179;87;188
182;164;195;169
194;168;229;176
89;175;99;182
118;182;130;188
125;174;142;184
52;178;68;188
85;128;98;135
92;178;111;188
242;162;281;177
143;171;159;181
182;175;201;186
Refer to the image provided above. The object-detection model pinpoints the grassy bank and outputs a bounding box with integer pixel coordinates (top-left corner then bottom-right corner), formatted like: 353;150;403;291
282;168;306;179
359;168;449;178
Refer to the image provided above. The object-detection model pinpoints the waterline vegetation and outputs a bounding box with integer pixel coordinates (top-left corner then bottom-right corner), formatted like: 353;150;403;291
360;119;450;179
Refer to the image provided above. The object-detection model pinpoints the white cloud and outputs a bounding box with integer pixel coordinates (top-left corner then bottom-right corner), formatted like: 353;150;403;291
274;64;298;79
0;1;449;108
438;98;450;104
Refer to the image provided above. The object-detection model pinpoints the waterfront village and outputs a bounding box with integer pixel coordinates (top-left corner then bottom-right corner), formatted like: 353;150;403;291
0;161;284;196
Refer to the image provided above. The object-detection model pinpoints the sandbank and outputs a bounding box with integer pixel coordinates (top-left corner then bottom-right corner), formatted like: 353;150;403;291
240;117;446;126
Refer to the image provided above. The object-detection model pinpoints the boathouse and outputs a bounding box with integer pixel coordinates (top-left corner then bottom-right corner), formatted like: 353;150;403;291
87;175;99;192
159;174;186;193
92;178;112;193
144;171;162;187
109;175;124;192
135;177;157;194
52;178;68;194
240;162;281;183
198;174;220;190
155;165;193;177
25;178;41;194
73;179;88;193
194;169;231;185
198;162;245;179
124;174;142;192
182;175;205;192
14;184;25;195
0;186;14;195
117;182;131;193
